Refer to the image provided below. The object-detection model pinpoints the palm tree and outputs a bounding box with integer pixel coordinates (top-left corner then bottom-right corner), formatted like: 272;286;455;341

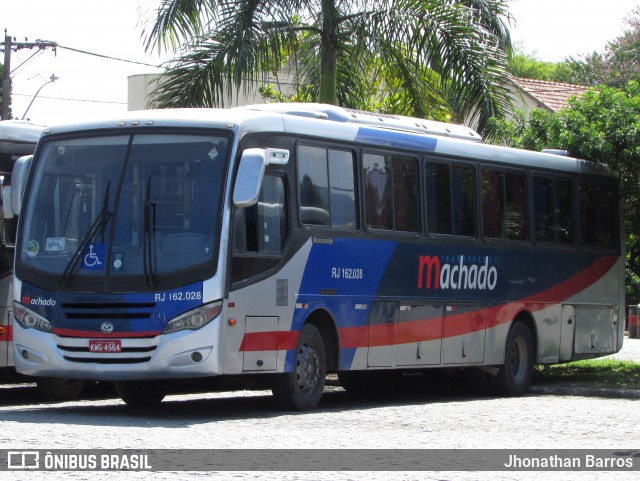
143;0;513;136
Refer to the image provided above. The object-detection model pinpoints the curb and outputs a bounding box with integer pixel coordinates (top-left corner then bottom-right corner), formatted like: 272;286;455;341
530;385;640;399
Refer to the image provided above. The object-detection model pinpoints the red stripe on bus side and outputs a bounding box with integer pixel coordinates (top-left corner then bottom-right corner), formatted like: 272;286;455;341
239;255;619;351
239;331;298;351
0;325;12;342
52;328;162;338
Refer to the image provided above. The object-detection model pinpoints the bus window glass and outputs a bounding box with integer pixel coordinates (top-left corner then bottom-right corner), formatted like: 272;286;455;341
533;176;554;242
364;153;393;230
482;169;527;240
426;163;475;236
298;145;330;226
580;181;614;248
298;145;356;229
533;176;574;244
557;179;574;244
18;134;228;283
232;175;287;282
19;136;128;274
452;165;475;236
393;156;419;232
426;163;452;234
235;175;286;254
364;153;418;232
258;176;287;253
328;149;356;228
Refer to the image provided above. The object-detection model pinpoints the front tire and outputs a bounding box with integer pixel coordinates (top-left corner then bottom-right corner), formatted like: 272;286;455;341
272;324;326;411
115;380;166;406
489;321;534;396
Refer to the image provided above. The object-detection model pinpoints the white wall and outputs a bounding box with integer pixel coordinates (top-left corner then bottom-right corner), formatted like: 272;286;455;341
127;72;298;111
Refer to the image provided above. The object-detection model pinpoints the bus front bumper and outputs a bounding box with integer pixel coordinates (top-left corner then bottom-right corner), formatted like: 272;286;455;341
12;319;224;381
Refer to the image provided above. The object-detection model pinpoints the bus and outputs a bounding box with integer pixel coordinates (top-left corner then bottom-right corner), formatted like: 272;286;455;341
9;104;624;410
1;120;88;400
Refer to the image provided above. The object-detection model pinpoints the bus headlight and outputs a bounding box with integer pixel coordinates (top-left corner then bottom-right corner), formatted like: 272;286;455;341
163;301;222;334
13;302;53;333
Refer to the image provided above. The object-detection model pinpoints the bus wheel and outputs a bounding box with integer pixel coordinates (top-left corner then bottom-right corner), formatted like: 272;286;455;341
36;377;85;401
272;323;326;411
115;381;166;406
489;321;534;396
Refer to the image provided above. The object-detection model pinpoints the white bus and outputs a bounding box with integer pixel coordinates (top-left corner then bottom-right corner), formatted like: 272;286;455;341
10;104;624;409
1;120;89;400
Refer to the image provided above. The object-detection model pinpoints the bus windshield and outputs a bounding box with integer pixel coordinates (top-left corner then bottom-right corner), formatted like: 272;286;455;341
17;131;229;291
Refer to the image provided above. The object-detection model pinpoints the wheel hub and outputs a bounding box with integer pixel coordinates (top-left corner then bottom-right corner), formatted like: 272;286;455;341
296;343;320;393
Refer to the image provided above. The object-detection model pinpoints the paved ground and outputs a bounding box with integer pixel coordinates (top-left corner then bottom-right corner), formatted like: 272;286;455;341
606;334;640;362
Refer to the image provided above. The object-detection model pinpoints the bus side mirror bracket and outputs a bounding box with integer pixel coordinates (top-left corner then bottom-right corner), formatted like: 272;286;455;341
233;148;289;208
11;155;33;217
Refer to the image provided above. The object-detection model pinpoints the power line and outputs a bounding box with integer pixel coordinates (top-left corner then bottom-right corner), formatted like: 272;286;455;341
56;44;162;68
12;92;127;105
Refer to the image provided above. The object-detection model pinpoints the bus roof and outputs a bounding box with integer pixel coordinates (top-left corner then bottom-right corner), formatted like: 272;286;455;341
0;120;45;154
37;104;617;179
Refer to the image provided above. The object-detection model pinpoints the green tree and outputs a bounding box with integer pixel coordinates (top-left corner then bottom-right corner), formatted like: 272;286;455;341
508;49;559;81
491;82;640;302
143;0;514;137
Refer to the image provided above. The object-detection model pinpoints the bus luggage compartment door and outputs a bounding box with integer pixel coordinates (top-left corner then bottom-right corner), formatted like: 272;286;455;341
442;305;486;364
396;304;443;366
559;305;575;361
573;305;615;355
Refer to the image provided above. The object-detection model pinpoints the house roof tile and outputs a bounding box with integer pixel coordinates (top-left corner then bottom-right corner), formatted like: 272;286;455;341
514;77;589;111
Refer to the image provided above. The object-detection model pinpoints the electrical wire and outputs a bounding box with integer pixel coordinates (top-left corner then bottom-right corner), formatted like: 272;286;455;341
12;92;127;105
11;49;44;77
57;44;162;68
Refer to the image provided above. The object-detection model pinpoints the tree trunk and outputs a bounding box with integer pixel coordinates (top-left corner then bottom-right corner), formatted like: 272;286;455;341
319;0;338;105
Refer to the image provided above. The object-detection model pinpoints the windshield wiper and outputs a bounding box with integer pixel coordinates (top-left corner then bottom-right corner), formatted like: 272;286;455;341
143;176;157;288
59;183;112;288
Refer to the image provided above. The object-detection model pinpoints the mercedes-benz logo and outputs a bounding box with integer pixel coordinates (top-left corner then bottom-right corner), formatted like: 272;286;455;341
101;322;114;334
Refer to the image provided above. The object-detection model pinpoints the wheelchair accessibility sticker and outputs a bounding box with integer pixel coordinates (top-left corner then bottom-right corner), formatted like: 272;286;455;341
81;243;107;271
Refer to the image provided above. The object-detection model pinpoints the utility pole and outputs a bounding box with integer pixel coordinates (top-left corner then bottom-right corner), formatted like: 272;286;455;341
0;31;57;120
1;31;11;120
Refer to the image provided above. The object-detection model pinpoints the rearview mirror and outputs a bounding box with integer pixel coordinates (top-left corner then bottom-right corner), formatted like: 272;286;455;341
11;155;33;217
233;148;289;208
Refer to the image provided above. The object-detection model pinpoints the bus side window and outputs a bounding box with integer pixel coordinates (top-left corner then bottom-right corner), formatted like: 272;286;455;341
482;169;527;241
579;181;614;249
364;152;418;232
232;175;288;282
533;176;574;244
298;145;356;229
426;162;475;237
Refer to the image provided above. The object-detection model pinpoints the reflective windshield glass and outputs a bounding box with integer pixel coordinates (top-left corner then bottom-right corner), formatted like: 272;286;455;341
18;132;228;290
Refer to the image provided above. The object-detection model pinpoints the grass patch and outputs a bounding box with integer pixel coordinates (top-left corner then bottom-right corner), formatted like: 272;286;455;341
533;359;640;390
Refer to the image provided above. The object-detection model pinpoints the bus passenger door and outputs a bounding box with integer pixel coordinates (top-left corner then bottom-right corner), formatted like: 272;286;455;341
396;304;443;366
442;305;486;364
367;301;398;367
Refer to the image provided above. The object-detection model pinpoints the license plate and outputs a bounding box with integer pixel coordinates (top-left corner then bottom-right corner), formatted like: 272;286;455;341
89;339;122;353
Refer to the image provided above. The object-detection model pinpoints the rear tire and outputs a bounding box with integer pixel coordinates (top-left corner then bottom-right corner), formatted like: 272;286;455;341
115;380;166;406
36;377;85;401
272;324;326;411
489;321;534;396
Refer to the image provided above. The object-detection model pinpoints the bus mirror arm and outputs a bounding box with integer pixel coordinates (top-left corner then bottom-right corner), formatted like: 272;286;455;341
233;148;289;208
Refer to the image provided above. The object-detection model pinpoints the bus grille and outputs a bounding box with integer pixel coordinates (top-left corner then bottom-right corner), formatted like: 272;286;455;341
55;301;159;363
